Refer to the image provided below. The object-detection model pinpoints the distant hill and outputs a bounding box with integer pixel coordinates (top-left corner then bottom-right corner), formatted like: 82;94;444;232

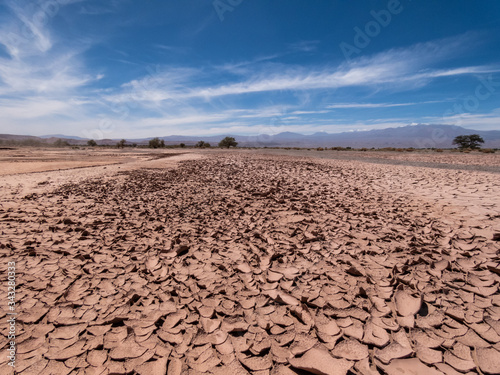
39;134;87;140
263;124;500;148
1;124;499;148
153;124;500;148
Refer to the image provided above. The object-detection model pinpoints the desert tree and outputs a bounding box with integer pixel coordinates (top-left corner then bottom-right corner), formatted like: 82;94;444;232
218;136;238;148
149;137;165;148
87;139;97;147
117;139;126;148
452;134;485;149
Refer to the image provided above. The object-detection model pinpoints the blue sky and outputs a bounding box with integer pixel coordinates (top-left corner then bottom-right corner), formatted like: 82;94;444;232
0;0;499;139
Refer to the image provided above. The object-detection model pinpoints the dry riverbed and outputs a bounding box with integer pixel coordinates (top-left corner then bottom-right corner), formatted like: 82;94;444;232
0;148;499;374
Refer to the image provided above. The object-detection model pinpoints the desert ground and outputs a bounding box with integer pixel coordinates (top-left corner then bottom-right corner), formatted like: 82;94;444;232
1;148;499;375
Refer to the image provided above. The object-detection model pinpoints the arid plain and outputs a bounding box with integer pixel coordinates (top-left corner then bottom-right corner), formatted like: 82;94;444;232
1;148;500;375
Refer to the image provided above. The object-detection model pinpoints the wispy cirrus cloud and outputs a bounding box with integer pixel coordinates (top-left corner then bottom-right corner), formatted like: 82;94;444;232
0;51;96;95
411;65;500;79
79;4;117;16
0;96;86;119
424;109;500;131
1;10;498;140
327;101;446;109
79;33;499;138
0;0;103;135
104;34;493;106
0;3;51;57
0;0;98;96
288;40;320;53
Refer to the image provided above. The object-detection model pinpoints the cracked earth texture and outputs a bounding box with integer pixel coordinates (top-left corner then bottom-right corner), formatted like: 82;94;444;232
1;152;499;375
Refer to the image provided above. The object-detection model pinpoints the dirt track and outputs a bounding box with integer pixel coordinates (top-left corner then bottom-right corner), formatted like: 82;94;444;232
0;149;499;374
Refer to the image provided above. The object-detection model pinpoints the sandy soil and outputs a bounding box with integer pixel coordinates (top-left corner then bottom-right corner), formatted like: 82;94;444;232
0;148;193;176
0;149;499;375
241;149;500;173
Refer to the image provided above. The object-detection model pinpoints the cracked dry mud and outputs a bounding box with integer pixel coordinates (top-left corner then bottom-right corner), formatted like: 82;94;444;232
1;152;500;375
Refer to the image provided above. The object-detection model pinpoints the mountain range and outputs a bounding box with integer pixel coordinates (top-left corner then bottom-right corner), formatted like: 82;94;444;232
1;124;499;148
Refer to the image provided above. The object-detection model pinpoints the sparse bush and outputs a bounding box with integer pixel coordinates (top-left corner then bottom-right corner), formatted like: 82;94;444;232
117;139;126;148
54;139;69;147
360;148;368;151
436;149;443;152
195;141;211;148
481;148;495;153
396;148;404;152
180;143;185;148
316;147;324;151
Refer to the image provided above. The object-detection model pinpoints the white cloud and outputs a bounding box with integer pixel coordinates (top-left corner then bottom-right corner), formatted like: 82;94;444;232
0;51;94;95
288;40;320;53
104;35;491;106
1;20;498;139
0;97;76;119
0;0;104;139
327;101;445;109
0;1;94;96
413;66;500;79
0;0;56;57
427;110;500;131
